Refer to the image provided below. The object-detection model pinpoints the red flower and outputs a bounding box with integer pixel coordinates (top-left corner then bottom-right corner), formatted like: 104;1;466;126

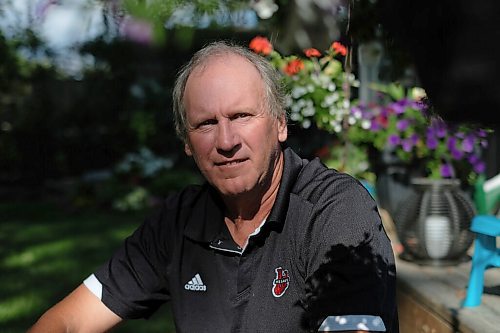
284;59;304;76
375;114;389;128
304;48;321;58
249;36;273;56
331;42;347;56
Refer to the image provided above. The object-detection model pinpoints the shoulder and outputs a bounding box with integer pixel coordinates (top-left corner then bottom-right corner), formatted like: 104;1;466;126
281;147;371;206
142;184;209;233
289;158;383;247
293;157;372;207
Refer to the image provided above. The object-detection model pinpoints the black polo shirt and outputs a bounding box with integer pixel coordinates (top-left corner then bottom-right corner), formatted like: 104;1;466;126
86;147;398;332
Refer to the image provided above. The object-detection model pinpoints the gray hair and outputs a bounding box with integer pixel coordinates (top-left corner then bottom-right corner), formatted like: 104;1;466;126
172;40;287;142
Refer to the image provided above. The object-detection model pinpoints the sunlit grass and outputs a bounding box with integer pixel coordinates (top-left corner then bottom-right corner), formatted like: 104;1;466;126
0;201;175;333
3;239;74;268
0;293;43;322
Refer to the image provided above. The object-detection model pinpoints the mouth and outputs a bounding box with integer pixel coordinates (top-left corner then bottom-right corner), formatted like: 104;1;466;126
214;158;248;167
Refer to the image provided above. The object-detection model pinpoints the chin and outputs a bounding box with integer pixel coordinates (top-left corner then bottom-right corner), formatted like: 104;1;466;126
215;179;254;198
218;186;250;198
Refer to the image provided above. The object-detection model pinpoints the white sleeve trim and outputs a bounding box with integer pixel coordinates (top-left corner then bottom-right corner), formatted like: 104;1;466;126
318;315;386;332
83;274;103;300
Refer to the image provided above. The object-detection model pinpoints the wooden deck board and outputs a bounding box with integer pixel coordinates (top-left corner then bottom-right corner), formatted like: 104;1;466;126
379;208;500;332
396;255;500;332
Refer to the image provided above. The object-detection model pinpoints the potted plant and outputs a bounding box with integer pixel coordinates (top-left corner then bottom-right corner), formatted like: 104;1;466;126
347;85;492;264
347;84;490;184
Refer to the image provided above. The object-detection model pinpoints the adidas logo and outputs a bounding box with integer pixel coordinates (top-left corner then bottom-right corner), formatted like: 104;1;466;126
184;273;207;291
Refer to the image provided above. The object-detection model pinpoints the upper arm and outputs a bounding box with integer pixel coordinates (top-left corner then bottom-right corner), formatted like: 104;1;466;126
28;283;122;333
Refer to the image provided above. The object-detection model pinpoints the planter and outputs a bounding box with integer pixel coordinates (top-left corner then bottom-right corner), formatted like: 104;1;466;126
370;147;420;217
394;178;476;266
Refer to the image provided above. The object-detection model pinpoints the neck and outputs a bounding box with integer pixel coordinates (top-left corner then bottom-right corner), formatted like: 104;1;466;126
222;150;284;248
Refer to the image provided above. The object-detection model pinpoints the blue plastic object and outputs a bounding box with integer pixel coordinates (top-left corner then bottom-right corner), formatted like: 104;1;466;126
462;215;500;307
463;174;500;307
359;180;376;199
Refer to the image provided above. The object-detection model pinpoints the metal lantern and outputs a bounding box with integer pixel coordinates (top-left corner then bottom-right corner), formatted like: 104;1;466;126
394;178;476;265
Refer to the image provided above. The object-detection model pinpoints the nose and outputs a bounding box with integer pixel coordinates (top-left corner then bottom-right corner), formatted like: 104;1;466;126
216;120;240;153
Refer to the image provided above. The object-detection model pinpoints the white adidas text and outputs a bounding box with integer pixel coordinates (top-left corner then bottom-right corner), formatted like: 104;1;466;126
184;284;206;291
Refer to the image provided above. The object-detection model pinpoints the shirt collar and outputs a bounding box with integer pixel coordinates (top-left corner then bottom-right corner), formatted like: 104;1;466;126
183;146;306;243
266;146;305;225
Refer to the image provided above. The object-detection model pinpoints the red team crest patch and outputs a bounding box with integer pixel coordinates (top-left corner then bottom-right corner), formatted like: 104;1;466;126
272;267;290;297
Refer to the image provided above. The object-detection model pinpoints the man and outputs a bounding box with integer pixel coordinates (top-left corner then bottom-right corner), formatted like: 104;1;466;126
28;41;398;332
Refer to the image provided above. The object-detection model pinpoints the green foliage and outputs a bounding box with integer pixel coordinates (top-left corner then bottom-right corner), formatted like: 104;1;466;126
322;142;375;183
0;201;174;332
123;0;249;44
69;147;203;211
113;186;150;211
130;111;157;145
110;147;202;211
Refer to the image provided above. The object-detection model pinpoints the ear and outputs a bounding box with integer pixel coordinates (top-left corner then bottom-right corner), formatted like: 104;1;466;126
184;142;193;156
277;115;288;143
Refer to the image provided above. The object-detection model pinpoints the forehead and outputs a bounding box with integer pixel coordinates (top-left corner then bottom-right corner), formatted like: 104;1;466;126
183;54;265;111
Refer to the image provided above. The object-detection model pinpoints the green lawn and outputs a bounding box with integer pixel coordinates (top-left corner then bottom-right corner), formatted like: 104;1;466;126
0;201;175;333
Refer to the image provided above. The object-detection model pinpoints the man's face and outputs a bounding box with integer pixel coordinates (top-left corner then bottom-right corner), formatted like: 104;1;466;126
183;54;287;198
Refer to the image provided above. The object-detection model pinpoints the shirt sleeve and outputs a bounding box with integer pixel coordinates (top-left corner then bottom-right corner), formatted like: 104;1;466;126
93;205;171;319
301;176;398;332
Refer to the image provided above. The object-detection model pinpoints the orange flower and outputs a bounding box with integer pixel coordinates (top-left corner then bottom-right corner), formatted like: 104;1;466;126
331;42;347;56
284;59;304;76
304;48;321;58
249;36;273;56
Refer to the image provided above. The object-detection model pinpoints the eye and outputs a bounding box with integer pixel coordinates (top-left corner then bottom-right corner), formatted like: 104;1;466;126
197;119;217;128
231;113;251;120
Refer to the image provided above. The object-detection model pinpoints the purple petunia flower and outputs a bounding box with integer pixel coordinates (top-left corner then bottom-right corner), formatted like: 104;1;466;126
412;100;427;111
370;120;381;131
468;154;479;164
402;138;414;152
473;161;486;174
391;99;408;115
451;148;464;160
447;136;457;150
478;129;488;138
411;133;419;144
440;163;455;178
426;135;438;149
388;134;400;146
462;135;475;153
397;119;410;131
431;119;447;138
351;106;362;114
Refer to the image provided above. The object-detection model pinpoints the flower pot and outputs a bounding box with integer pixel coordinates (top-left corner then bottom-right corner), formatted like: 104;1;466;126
370;146;419;217
394;178;476;266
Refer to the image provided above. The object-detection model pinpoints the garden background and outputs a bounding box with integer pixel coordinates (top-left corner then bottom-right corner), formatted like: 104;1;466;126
1;1;500;332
